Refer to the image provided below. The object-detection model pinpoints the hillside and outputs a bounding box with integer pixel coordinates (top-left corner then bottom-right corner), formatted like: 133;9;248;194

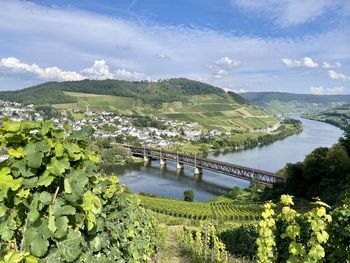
0;78;278;132
304;103;350;130
240;92;350;114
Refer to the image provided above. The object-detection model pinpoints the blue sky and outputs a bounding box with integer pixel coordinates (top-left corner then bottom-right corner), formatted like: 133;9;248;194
0;0;350;94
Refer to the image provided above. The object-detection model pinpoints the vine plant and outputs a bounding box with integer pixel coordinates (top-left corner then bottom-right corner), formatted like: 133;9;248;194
256;194;332;263
0;121;162;262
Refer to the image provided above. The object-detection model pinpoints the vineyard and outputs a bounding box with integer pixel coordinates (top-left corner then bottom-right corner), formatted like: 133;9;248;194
137;195;262;221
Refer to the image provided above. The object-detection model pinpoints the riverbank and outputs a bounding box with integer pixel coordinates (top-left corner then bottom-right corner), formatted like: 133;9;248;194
166;120;303;155
303;114;349;130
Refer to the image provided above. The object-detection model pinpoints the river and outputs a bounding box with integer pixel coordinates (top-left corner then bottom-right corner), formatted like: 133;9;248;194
115;117;343;201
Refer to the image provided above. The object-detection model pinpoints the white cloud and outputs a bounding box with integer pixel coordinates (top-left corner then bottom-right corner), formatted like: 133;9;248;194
81;59;114;80
0;57;147;81
0;57;84;81
328;70;350;81
212;69;229;79
282;57;319;68
215;57;240;68
0;1;349;93
322;62;341;69
114;69;146;80
231;0;341;27
310;85;348;95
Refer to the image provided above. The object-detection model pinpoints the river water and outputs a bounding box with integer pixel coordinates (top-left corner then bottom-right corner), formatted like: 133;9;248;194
115;117;343;201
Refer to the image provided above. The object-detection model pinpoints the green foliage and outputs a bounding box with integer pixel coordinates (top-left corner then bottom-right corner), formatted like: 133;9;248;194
132;115;166;129
179;222;227;263
219;224;258;260
241;92;350;106
326;204;350;262
34;106;59;119
0;121;162;262
261;138;350;205
138;195;262;221
0;78;228;106
184;189;194;202
256;195;332;263
256;201;276;263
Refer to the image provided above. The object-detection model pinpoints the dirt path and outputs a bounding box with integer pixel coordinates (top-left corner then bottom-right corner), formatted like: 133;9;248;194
154;226;193;263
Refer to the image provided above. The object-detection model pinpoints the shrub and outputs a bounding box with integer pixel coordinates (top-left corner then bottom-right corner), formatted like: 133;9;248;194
184;189;194;202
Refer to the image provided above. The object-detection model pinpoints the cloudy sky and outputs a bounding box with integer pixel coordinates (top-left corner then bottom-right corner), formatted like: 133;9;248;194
0;0;350;94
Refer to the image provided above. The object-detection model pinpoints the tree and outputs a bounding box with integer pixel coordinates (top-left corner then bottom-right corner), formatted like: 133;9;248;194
184;189;194;202
339;127;350;156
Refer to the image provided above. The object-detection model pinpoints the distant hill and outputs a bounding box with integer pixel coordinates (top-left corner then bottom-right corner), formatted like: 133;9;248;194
0;78;279;132
240;92;350;114
0;78;248;106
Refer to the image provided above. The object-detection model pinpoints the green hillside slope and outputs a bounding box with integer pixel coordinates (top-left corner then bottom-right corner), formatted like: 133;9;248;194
241;92;350;114
0;78;277;132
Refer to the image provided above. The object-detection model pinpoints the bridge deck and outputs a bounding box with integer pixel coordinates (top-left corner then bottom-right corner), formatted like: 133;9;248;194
123;145;285;186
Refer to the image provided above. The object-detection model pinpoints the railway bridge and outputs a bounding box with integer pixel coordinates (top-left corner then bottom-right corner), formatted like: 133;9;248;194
123;145;285;186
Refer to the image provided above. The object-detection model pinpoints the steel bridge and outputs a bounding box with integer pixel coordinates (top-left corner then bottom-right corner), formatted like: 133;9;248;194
123;145;285;186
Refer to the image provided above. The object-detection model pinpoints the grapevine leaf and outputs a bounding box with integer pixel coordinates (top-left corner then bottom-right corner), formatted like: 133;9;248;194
27;210;40;223
46;157;69;177
39;191;52;207
24;144;36;155
56;205;76;216
41;121;54;135
8;147;25;158
0;167;22;201
54;216;69;239
58;230;84;262
3;121;21;132
280;194;294;206
64;178;72;194
54;143;64;157
0;203;7;217
35;140;51;153
1;250;26;263
25;255;38;263
11;160;37;178
0;215;16;241
26;152;44;169
20;121;40;130
48;205;57;233
36;171;55;187
24;219;51;257
64;143;83;161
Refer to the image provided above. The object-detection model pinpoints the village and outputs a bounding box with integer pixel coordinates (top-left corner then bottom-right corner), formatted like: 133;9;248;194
0;100;224;147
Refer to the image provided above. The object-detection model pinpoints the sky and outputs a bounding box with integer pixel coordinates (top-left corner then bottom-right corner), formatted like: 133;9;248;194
0;0;350;94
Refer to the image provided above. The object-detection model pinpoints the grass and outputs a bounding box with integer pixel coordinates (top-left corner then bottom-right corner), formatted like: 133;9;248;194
153;226;193;263
53;92;279;132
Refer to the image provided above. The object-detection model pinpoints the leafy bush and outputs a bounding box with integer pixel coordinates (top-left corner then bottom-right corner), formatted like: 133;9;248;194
219;224;258;259
326;204;350;262
184;189;194;202
0;121;163;262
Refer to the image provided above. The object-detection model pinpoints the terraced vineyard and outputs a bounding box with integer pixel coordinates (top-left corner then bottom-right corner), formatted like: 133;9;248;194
138;195;262;221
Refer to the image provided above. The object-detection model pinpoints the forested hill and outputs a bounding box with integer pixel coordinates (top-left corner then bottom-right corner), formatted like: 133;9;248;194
240;92;350;114
0;78;248;106
240;92;350;105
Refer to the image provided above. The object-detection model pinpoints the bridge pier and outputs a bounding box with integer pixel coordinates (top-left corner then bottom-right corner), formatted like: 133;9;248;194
160;158;167;166
143;155;151;162
176;162;184;169
194;167;202;175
